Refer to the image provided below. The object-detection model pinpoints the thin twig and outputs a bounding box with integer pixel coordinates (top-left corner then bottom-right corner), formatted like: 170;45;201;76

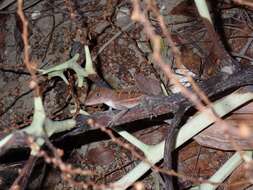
17;0;40;96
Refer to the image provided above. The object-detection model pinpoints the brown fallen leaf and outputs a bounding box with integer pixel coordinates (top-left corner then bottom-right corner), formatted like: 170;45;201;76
233;102;253;114
134;73;163;96
180;46;202;76
224;163;252;190
170;0;198;17
194;102;253;150
86;145;115;166
178;141;232;189
136;125;167;145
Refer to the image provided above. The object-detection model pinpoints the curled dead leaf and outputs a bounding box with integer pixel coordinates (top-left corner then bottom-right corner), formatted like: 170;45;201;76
86;145;114;166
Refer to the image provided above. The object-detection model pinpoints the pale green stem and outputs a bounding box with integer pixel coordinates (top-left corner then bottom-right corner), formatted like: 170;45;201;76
175;91;253;148
39;46;96;87
0;97;76;155
107;141;164;190
194;0;213;24
84;46;96;75
108;89;253;189
112;126;150;153
48;70;69;84
40;54;80;74
191;151;253;190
